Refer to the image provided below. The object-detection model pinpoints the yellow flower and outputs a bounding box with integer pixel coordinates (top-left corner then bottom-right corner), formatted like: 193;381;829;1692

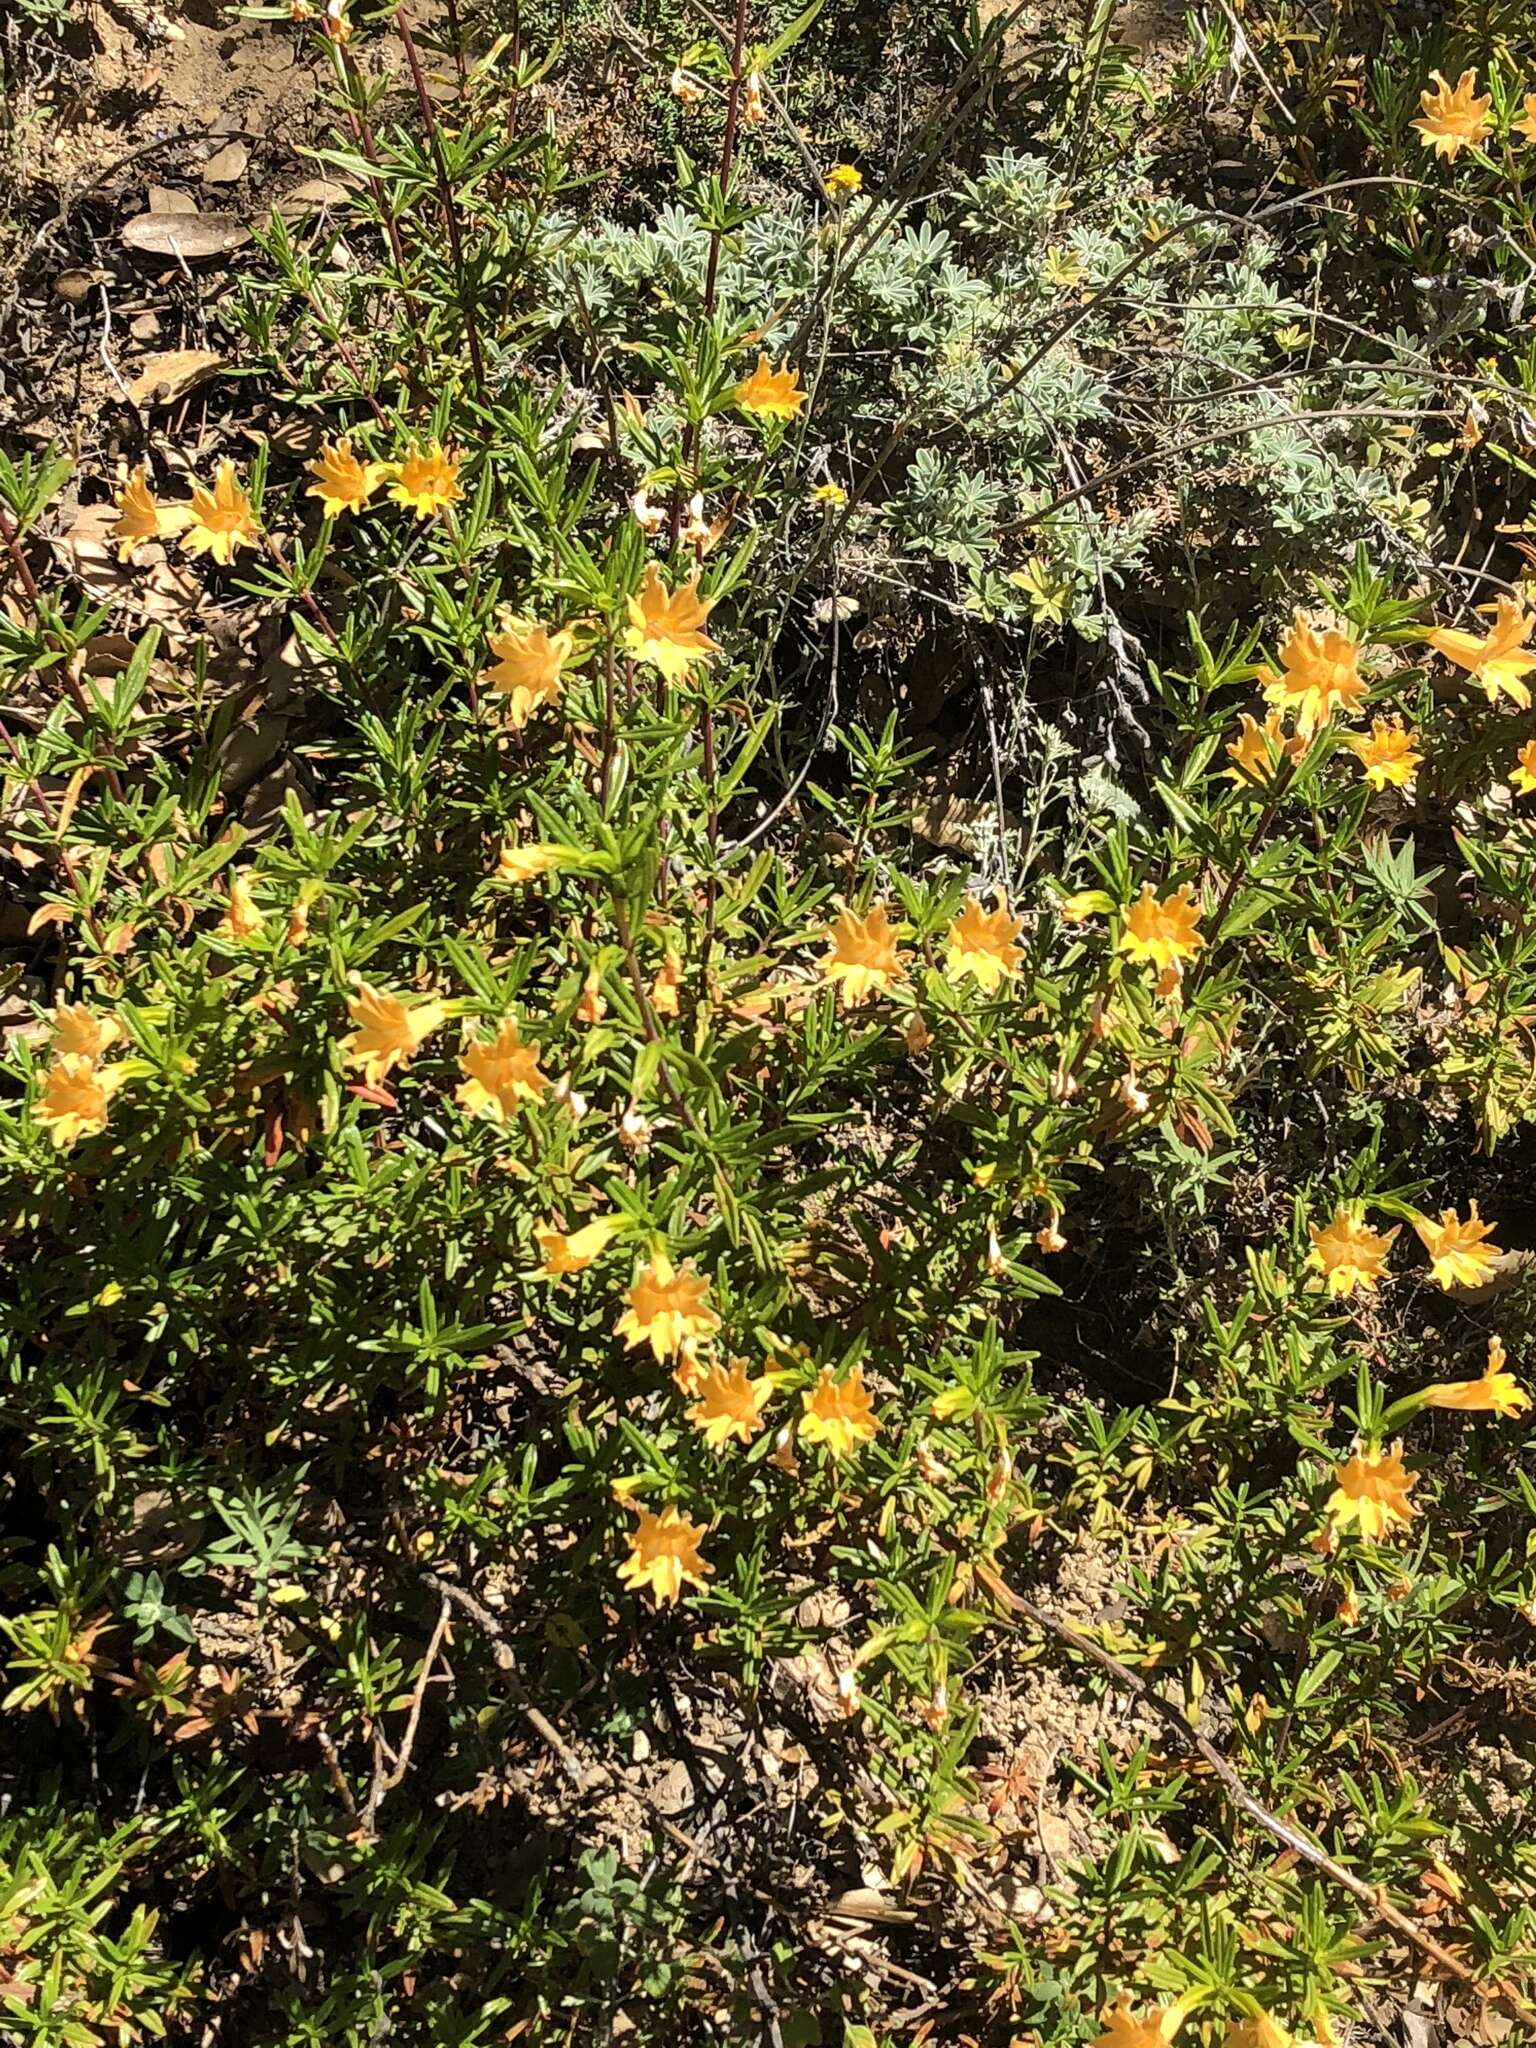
1421;1335;1531;1417
810;481;847;505
799;1363;878;1459
534;1216;620;1277
821;902;905;1008
618;1503;711;1607
496;839;566;882
1092;1995;1192;2048
342;984;446;1087
110;465;190;561
624;565;719;685
1257;616;1366;737
388;442;463;517
1325;1441;1418;1540
1224;711;1303;786
305;436;389;518
216;872;264;940
180;461;260;566
1412;1201;1501;1290
49;1004;122;1061
34;1055;127;1149
482;622;574;728
944;897;1025;992
734;353;807;420
1512;739;1536;795
825;163;863;194
1116;884;1204;977
650;951;682;1017
1307;1207;1398;1295
669;63;705;106
1346;717;1421;790
1517;93;1536;145
1411;69;1492;159
687;1358;774;1448
615;1250;721;1363
1427;595;1536;709
455;1018;549;1123
1223;2016;1291;2048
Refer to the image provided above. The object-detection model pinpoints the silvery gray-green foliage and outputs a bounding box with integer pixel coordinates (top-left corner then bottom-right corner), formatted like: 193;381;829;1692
546;144;1428;650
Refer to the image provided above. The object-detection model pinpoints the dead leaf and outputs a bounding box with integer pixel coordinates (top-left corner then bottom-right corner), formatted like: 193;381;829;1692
121;213;250;262
58;505;203;625
202;139;250;183
276;178;353;221
27;903;74;934
147;184;200;215
53;268;103;305
127;348;224;408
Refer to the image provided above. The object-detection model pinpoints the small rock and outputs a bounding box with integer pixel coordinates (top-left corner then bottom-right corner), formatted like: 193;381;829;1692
630;1728;652;1763
650;1760;693;1816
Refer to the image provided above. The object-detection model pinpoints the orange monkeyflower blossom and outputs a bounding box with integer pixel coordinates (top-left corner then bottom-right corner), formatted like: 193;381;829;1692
305;437;389;518
455;1019;549;1123
49;1003;122;1061
1058;890;1109;924
1223;2017;1291;2048
482;621;574;728
615;1250;721;1364
821;902;905;1007
1325;1440;1418;1540
1411;69;1492;159
216;872;264;940
799;1363;879;1458
1421;1335;1531;1418
734;353;807;420
496;839;566;882
1512;739;1536;795
944;897;1025;992
181;461;260;566
1092;1993;1198;2048
534;1216;620;1278
741;68;766;125
1517;93;1536;145
1257;616;1366;736
388;442;462;517
576;966;607;1023
1224;711;1303;786
1346;717;1420;790
825;163;863;194
688;1358;774;1448
650;952;682;1018
1116;884;1204;977
618;1503;711;1606
34;1055;128;1149
1427;595;1536;709
1412;1201;1501;1290
670;63;705;105
1307;1207;1398;1295
624;565;719;684
110;465;191;560
342;984;446;1087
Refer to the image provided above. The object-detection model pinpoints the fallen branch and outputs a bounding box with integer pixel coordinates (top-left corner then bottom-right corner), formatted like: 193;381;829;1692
361;1593;452;1833
974;1563;1536;2029
419;1572;590;1786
